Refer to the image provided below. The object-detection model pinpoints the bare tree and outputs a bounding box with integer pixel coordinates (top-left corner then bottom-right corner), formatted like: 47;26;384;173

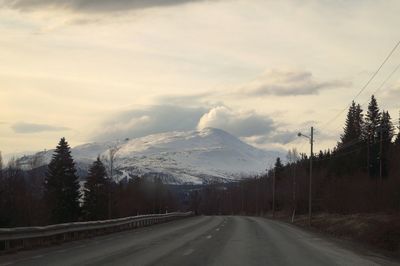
29;152;44;170
102;145;121;219
108;146;120;182
100;144;121;181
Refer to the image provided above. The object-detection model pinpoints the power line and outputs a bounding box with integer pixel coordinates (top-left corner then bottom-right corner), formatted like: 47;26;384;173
319;40;400;130
313;134;395;163
353;40;400;100
302;118;400;162
360;62;400;108
293;40;400;156
314;146;363;162
295;115;399;156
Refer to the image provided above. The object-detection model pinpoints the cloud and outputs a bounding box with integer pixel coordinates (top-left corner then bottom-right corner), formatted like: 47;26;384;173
11;122;69;133
2;0;207;12
240;69;349;97
197;106;275;137
380;83;400;110
94;104;281;144
92;103;316;151
240;129;299;148
92;105;206;141
268;130;298;145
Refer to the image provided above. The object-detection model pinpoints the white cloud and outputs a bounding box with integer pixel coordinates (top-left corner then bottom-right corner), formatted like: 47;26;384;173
197;106;275;137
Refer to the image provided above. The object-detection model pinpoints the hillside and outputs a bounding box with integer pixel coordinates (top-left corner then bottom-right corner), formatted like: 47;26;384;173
17;128;280;184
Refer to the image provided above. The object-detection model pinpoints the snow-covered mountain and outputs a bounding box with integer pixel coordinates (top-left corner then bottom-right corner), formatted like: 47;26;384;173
18;128;280;184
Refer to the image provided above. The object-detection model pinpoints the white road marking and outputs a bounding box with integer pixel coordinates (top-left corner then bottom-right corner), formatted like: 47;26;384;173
206;235;212;239
183;248;194;256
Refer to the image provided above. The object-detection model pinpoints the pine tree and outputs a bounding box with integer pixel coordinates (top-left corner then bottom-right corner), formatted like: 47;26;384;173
340;102;356;146
274;157;284;180
395;111;400;146
83;157;109;220
380;111;394;144
364;95;381;142
354;103;364;140
44;138;81;224
337;102;364;175
340;102;364;147
379;111;394;178
364;95;381;177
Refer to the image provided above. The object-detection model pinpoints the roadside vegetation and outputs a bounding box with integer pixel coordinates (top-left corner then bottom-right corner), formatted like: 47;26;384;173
193;95;400;252
0;138;178;227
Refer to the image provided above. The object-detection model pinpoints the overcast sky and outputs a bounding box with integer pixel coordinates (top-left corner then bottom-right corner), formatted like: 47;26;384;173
1;0;400;158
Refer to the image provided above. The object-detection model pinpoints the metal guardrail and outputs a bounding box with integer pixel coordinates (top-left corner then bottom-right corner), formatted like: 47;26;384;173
0;212;193;252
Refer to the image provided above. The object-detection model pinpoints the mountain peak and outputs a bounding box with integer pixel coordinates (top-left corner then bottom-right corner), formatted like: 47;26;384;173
19;129;281;184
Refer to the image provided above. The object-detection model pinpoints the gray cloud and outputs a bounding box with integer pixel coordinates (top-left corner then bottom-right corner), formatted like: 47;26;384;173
268;131;298;144
2;0;207;12
243;130;298;147
241;69;350;97
93;105;206;141
12;122;69;133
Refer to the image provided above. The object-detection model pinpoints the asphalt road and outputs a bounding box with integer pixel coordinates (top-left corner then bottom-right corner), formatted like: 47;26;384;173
0;216;398;266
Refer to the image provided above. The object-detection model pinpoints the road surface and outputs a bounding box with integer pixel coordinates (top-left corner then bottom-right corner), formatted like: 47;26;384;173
0;216;398;266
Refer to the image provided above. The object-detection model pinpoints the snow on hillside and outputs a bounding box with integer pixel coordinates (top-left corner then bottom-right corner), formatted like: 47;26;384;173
17;128;280;184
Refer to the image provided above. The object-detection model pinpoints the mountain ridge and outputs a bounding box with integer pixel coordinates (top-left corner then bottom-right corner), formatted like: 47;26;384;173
17;128;281;184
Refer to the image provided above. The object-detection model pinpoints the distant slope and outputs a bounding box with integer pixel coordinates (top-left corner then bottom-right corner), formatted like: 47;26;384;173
18;128;281;184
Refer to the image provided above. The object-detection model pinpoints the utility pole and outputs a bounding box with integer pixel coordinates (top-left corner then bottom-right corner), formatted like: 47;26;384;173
291;159;297;223
272;169;276;218
241;183;244;214
255;177;259;215
298;126;314;226
309;126;313;226
287;148;298;223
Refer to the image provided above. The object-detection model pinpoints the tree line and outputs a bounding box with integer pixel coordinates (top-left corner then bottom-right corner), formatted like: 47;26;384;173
194;95;400;216
0;138;178;227
1;94;398;226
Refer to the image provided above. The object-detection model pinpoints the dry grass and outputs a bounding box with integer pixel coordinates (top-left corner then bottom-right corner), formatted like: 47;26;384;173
287;213;400;252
